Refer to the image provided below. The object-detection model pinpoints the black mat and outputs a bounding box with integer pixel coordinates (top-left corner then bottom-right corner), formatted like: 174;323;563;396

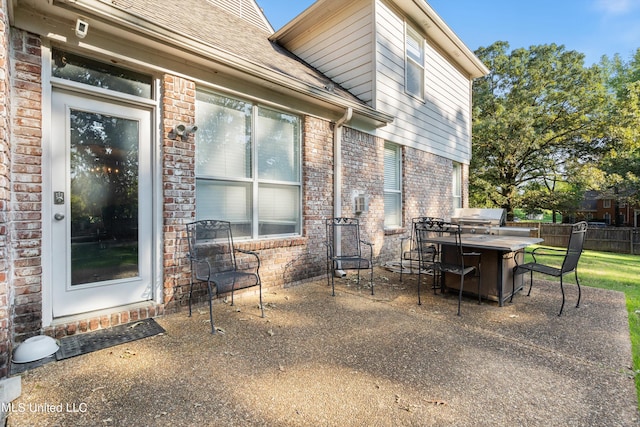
55;318;165;361
10;319;165;375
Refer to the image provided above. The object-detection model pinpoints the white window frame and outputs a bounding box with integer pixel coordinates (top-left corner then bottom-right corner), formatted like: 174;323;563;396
195;90;302;239
384;142;402;228
405;24;425;100
452;162;462;210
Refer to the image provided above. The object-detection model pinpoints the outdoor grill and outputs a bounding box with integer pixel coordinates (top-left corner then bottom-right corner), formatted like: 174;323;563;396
451;208;532;237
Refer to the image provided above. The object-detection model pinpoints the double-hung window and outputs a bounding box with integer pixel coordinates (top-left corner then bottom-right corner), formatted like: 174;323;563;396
405;25;425;99
452;162;462;210
195;90;301;239
384;142;402;228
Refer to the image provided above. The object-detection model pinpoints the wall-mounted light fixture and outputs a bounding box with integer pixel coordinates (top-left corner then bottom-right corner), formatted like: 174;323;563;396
171;124;198;140
75;18;89;39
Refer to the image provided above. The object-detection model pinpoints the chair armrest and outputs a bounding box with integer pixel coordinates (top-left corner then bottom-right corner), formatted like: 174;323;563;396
188;255;213;279
529;246;567;263
235;248;261;270
530;246;567;256
360;240;373;259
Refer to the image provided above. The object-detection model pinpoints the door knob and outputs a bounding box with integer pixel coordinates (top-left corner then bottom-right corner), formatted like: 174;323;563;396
54;213;65;221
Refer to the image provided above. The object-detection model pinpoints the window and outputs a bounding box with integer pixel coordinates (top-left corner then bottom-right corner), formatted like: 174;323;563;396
195;91;301;238
51;48;152;98
603;199;611;208
452;162;462;210
405;25;425;99
384;142;402;228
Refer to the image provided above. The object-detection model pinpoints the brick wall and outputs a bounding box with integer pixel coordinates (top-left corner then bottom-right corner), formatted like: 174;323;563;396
161;75;196;311
0;0;11;379
341;127;385;258
9;29;42;344
385;145;455;264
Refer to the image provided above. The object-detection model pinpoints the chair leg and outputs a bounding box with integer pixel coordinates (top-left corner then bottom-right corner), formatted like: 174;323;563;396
188;280;194;317
527;270;533;296
330;262;336;297
369;264;374;295
575;270;581;308
257;275;265;318
558;276;566;316
417;268;422;305
207;282;215;334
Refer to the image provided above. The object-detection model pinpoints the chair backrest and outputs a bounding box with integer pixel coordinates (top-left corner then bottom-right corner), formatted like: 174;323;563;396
186;220;237;274
326;218;362;258
409;217;444;250
561;221;588;273
414;220;464;265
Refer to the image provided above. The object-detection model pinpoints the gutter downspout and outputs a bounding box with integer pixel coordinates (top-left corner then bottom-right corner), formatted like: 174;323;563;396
333;107;352;277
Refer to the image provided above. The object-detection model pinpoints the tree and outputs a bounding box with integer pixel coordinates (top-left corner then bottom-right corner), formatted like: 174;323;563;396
597;50;640;224
471;42;612;219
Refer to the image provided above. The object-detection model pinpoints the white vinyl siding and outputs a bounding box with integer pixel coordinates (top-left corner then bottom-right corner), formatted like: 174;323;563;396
375;0;472;164
282;2;375;103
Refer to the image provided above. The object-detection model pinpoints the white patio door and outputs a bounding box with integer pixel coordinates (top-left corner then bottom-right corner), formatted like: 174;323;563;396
51;90;153;317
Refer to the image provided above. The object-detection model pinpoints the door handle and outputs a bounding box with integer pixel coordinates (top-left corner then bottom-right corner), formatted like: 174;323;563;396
54;213;65;221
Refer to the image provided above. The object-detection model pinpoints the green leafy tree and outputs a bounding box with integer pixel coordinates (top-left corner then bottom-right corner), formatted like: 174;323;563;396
597;50;640;224
471;42;612;219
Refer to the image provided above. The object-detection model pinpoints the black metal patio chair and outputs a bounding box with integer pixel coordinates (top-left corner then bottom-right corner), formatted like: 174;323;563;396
186;220;264;333
325;217;374;296
511;221;587;316
414;219;481;315
399;217;443;282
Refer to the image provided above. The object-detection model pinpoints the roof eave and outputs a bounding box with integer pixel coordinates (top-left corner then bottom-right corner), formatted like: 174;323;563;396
271;0;489;79
47;0;392;126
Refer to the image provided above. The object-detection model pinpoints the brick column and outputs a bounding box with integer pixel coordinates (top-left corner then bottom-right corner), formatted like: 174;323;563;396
8;30;42;344
161;75;196;311
0;0;12;379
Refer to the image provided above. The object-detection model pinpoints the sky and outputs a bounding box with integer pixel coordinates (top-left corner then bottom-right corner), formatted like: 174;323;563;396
257;0;640;65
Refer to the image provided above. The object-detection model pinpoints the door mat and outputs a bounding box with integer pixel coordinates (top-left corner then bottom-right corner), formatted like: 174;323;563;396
55;318;165;361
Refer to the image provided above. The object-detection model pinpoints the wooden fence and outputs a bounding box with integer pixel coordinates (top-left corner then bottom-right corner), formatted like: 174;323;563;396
506;222;640;255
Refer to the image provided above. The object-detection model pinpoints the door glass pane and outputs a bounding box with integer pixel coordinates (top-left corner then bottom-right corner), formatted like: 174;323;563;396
70;110;139;285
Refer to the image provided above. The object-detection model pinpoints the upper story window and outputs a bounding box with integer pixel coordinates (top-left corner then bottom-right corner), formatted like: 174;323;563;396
384;142;402;228
195;90;302;239
51;48;152;98
405;25;425;99
603;199;611;209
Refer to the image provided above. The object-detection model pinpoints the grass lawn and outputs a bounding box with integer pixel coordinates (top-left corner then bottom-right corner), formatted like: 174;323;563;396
524;248;640;407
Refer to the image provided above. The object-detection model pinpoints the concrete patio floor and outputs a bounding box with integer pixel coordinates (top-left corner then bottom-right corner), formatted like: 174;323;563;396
6;268;640;426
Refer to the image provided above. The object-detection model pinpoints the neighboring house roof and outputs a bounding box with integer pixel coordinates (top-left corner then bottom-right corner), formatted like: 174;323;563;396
272;0;489;79
14;0;392;125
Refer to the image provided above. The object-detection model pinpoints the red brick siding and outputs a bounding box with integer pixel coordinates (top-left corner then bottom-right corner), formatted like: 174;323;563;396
0;0;11;379
161;75;196;311
9;29;42;344
341;127;385;258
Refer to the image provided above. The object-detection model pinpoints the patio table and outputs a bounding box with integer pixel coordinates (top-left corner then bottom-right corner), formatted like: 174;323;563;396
434;234;543;305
